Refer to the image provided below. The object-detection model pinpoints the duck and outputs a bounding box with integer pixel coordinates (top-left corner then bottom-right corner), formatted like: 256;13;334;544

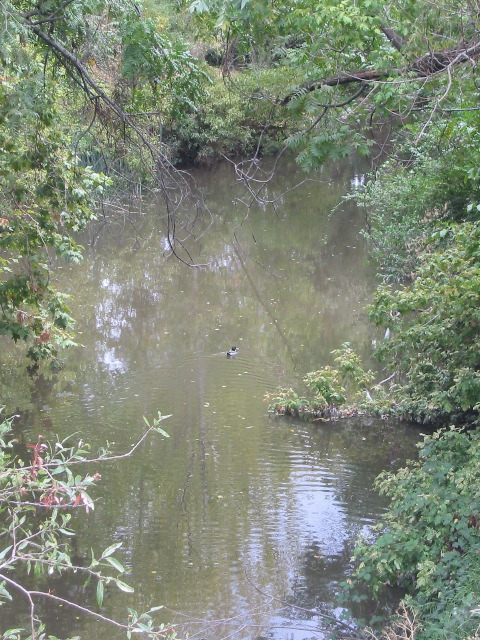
227;346;238;357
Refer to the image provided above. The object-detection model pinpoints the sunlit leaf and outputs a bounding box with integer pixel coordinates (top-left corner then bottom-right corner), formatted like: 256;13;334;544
101;542;122;558
115;580;135;593
106;556;125;573
96;580;104;607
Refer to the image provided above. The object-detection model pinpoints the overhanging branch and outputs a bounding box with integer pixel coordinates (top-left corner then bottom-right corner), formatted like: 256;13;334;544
22;15;209;266
281;40;480;106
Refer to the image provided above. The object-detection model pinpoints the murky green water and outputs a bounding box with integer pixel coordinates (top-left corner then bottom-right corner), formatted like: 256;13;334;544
0;157;421;639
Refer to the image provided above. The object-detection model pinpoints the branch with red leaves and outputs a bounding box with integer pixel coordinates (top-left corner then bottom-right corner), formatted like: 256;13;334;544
0;411;171;640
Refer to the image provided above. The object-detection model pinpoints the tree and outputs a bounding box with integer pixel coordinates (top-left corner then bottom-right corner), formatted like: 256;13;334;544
0;410;172;640
0;0;206;362
188;0;480;170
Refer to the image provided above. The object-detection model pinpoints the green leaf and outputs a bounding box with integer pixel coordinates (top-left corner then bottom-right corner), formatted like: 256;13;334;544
115;580;135;593
106;556;125;573
96;580;104;607
101;542;123;558
0;545;13;560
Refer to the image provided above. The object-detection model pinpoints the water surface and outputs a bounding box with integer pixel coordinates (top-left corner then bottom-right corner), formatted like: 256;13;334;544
0;156;421;639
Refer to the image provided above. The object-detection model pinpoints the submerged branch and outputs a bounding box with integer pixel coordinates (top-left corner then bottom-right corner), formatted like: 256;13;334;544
245;571;366;639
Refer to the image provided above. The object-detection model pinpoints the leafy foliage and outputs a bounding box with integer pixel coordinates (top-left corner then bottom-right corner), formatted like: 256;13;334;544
186;0;480;168
187;0;283;67
0;0;208;360
0;72;109;362
348;427;480;640
0;410;172;640
369;221;480;426
358;115;480;280
118;12;208;125
266;343;374;419
170;68;297;163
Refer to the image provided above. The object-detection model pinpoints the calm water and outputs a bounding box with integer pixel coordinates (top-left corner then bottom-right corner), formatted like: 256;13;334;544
0;157;420;639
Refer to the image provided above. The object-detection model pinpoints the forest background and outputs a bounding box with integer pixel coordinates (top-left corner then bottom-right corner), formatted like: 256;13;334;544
1;0;480;638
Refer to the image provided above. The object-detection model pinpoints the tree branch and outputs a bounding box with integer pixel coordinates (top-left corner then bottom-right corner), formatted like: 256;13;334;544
29;0;77;26
281;40;480;106
380;24;404;52
21;15;209;266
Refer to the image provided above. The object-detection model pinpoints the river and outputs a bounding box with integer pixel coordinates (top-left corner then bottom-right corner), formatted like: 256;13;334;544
0;155;421;639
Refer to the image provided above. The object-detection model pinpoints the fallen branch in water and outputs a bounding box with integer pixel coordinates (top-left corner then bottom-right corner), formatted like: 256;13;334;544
244;570;367;639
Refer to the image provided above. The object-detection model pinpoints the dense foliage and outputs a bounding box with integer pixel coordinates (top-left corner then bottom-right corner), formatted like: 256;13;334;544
0;0;205;362
0;78;108;362
349;427;480;639
188;0;480;169
358;114;480;280
369;222;480;426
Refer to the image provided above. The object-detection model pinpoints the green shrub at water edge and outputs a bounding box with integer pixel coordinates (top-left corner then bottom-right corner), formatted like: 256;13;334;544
167;66;303;163
369;220;480;427
265;343;375;419
268;221;480;427
347;427;480;640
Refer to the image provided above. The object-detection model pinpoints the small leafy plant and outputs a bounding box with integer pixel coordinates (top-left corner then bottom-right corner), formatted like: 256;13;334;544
266;344;375;420
0;409;174;640
264;387;310;416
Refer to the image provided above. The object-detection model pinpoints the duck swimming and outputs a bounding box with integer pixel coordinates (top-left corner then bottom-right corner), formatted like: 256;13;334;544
227;346;238;357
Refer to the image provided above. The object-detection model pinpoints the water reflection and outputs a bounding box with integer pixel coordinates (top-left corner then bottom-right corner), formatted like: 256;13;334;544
0;156;421;639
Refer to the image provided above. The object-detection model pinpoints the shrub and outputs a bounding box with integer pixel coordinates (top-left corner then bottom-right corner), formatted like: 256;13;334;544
358;117;480;280
369;221;480;426
349;427;480;640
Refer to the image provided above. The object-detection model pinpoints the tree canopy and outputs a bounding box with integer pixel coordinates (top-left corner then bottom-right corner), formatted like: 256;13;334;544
189;0;480;168
0;0;208;362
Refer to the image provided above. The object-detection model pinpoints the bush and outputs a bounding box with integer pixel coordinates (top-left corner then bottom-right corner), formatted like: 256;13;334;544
369;221;480;426
359;117;480;280
349;427;480;640
266;344;375;420
167;66;301;163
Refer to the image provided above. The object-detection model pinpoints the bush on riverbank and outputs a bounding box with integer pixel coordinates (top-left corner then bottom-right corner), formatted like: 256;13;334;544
268;220;480;428
347;427;480;640
165;67;303;165
265;344;377;420
357;115;480;282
